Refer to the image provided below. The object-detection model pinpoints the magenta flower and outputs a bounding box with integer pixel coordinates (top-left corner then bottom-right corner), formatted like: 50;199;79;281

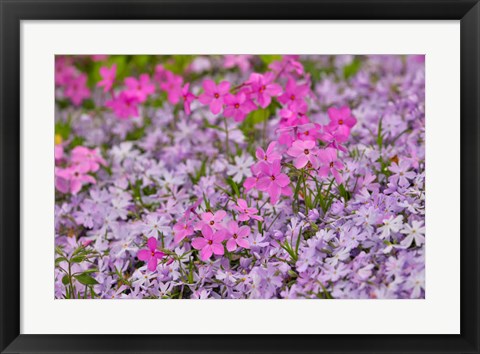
181;83;196;115
225;221;251;252
64;74;90;106
198;79;230;114
160;71;183;104
199;210;226;231
234;198;263;222
124;74;155;103
327;106;357;138
97;64;116;92
55;163;96;195
256;160;291;204
278;78;309;110
317;147;344;184
247;72;282;108
256;141;282;163
105;91;139;119
71;146;106;172
223;92;256;122
173;218;194;244
287;139;319;169
191;225;225;261
137;237;164;272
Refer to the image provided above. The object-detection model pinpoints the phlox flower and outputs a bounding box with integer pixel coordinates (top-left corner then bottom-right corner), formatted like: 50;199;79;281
223;55;252;73
181;83;196;115
223;92;256;122
317;147;344;184
247;72;282;108
400;220;425;247
256;160;291;204
198;79;231;115
199;210;227;231
97;64;116;92
160;71;183;104
55;163;96;195
64;73;90;106
71;146;106;172
142;214;170;239
389;160;416;187
378;215;404;239
255;141;281;163
297;123;321;141
192;225;225;261
278;78;309;110
234;199;263;222
225;221;250;252
105;91;139;119
269;56;305;76
124;74;155;103
137;237;164;272
173;218;194;244
327;106;357;138
287;139;319;169
227;154;255;183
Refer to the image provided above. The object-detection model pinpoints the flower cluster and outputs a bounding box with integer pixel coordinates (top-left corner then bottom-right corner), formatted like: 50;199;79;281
55;54;425;299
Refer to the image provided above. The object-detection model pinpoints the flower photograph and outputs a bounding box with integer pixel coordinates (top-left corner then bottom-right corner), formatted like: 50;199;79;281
54;54;425;299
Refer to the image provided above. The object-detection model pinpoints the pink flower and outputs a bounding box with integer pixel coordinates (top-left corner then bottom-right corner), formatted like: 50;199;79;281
54;144;64;162
223;55;252;73
71;146;106;172
225;221;250;251
255;141;281;163
327;106;357;138
223;92;256;122
317;147;344;184
287;139;319;169
105;91;139;119
124;74;155;103
234;199;263;222
173;218;194;244
247;72;282;108
97;64;116;92
181;83;196;115
137;237;164;272
297;123;321;141
91;55;108;62
55;163;96;195
191;225;225;261
160;71;183;104
199;210;227;231
256;160;291;204
198;79;230;114
55;58;75;86
64;74;90;106
278;78;309;110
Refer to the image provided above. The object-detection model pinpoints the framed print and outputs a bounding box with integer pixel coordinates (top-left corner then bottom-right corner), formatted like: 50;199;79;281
0;0;479;353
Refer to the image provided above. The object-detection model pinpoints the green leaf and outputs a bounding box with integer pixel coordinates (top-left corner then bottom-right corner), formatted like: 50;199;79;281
343;57;362;79
55;257;67;266
226;177;240;197
62;275;70;285
55;121;71;140
70;255;86;264
260;55;282;65
74;274;99;285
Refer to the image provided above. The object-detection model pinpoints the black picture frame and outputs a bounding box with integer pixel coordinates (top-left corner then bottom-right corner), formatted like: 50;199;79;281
1;0;479;353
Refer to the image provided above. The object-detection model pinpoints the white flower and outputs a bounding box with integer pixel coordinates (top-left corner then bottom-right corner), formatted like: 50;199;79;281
227;154;254;183
400;220;425;247
378;215;404;239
